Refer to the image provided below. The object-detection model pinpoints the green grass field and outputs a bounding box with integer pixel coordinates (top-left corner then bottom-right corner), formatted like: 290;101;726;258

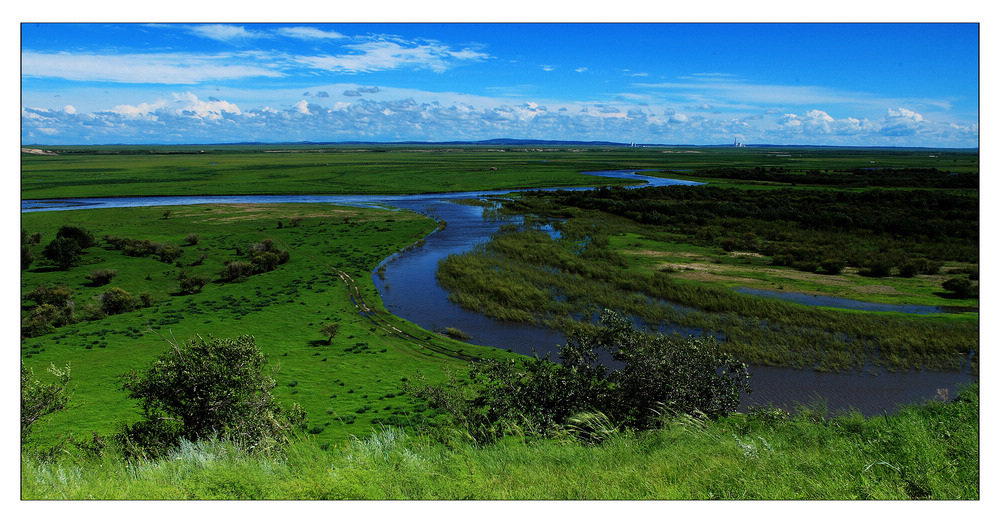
20;203;511;448
20;145;979;500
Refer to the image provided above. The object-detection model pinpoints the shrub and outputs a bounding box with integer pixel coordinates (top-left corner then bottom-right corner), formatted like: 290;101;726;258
21;362;71;446
415;310;751;440
185;233;199;245
819;259;845;275
118;334;306;455
178;272;210;295
42;237;82;270
26;284;74;307
55;225;96;249
221;260;256;282
21;245;34;270
942;277;977;299
155;243;184;264
22;304;61;337
85;269;118;286
98;287;138;315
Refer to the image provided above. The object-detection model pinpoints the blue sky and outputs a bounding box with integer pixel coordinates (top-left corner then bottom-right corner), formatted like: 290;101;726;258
20;21;980;147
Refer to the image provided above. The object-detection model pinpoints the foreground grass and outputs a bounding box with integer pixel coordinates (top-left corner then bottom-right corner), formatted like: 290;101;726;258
21;384;978;500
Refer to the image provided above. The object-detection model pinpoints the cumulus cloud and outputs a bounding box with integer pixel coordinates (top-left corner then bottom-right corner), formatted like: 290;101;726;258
109;92;240;121
20;94;979;148
880;107;925;136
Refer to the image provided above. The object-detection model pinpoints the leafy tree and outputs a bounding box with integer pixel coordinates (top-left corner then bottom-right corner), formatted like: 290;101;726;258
21;362;71;445
942;277;977;299
118;334;305;454
42;237;82;270
56;225;96;249
319;322;340;344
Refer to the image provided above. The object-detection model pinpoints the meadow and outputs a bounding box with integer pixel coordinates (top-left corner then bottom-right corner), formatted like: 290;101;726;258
20;144;979;500
20;202;512;449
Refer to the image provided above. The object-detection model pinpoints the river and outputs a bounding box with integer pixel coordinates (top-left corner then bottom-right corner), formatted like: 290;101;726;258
22;170;976;416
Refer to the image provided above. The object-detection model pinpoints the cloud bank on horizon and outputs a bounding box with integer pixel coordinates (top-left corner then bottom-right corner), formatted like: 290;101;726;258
21;23;979;147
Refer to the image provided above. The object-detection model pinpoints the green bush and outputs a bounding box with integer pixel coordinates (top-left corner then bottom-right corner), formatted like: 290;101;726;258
85;269;118;286
56;225;96;249
118;334;306;457
42;237;82;270
415;310;751;441
98;287;139;315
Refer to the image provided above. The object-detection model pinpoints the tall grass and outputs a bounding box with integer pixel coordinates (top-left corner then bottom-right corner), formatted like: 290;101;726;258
22;384;978;500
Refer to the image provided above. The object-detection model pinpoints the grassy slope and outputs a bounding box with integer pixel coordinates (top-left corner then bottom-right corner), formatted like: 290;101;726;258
21;384;979;500
20;203;511;448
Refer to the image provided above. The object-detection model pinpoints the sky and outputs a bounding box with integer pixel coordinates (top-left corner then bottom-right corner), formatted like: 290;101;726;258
20;20;980;147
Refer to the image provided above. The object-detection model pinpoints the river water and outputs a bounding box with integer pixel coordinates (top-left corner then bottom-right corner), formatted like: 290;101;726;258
22;170;977;416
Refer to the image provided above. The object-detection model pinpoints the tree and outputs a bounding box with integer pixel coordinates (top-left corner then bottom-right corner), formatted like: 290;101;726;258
119;334;305;454
178;271;210;294
42;237;82;270
942;277;977;299
21;362;71;445
319;322;340;344
21;245;34;270
56;225;96;249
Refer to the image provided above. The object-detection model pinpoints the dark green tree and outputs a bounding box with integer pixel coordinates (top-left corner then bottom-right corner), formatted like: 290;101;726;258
942;277;977;299
119;334;305;454
56;225;96;249
41;237;82;270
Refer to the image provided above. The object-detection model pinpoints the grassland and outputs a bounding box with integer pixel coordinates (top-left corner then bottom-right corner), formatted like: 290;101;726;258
19;144;979;500
20;203;510;448
21;144;979;199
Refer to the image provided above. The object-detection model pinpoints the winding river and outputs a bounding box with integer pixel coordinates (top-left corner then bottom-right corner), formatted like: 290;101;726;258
23;170;977;416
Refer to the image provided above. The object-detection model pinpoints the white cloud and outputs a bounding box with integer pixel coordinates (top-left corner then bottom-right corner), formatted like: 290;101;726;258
293;41;488;74
188;24;263;42
20;92;979;148
22;51;285;84
274;27;346;40
63;105;76;114
110;92;240;121
575;67;588;73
